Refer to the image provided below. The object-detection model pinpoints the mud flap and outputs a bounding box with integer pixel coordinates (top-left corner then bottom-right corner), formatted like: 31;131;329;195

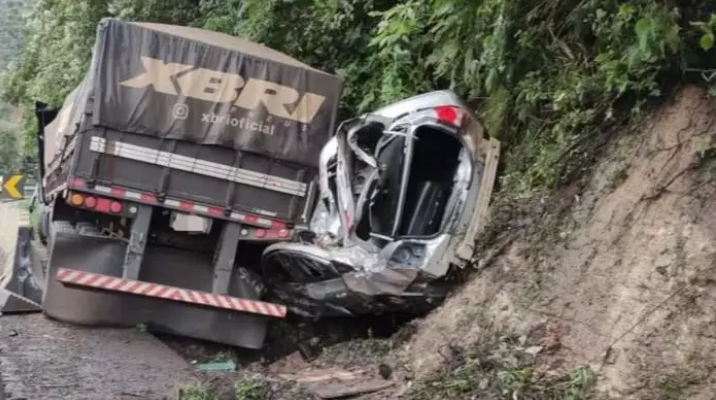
43;233;141;326
138;246;271;350
45;233;273;349
0;218;43;314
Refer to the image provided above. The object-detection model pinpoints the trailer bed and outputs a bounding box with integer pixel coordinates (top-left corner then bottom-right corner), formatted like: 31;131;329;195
41;19;340;225
72;128;316;223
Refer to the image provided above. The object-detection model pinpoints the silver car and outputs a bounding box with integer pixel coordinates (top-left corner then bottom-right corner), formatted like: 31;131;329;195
262;90;500;317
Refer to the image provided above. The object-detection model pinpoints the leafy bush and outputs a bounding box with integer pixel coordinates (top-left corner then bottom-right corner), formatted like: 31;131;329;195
2;0;716;197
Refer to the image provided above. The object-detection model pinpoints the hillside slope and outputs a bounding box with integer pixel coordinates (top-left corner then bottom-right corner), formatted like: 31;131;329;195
393;85;716;399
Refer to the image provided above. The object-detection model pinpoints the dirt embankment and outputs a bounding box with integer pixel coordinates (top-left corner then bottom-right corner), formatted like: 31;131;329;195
389;85;716;399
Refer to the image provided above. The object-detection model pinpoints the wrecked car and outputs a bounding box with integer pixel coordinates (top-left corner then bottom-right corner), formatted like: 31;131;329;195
262;90;501;317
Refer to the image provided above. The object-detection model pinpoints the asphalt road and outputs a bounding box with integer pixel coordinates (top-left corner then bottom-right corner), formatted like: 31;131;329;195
0;202;199;400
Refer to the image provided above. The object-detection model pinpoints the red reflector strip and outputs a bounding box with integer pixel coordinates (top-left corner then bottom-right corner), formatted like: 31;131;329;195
263;230;291;240
230;212;274;229
56;268;287;318
69;178;86;189
141;193;157;202
81;182;286;230
271;220;288;230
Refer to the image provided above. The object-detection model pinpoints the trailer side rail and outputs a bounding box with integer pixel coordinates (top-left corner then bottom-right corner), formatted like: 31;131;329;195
90;136;307;197
68;178;300;236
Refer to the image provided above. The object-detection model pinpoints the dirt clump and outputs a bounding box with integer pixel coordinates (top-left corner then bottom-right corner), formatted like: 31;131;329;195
388;85;716;399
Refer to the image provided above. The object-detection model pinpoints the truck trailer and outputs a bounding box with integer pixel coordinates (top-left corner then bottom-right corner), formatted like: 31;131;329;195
31;18;342;349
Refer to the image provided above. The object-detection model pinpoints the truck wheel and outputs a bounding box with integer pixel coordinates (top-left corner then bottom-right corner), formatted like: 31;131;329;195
38;206;52;245
30;239;49;287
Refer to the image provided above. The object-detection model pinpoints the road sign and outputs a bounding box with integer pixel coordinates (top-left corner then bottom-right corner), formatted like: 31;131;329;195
0;175;24;199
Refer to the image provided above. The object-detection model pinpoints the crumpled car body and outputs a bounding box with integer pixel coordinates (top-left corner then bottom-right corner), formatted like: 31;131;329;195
261;90;500;317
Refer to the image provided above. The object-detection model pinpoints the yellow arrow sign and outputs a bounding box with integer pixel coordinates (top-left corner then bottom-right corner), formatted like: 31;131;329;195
0;175;23;199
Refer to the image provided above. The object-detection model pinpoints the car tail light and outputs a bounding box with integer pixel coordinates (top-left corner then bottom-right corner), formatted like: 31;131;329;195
255;229;267;239
110;201;123;213
84;197;97;209
70;193;84;206
434;105;464;127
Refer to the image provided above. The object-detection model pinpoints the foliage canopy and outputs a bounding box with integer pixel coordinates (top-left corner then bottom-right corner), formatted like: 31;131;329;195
2;0;716;196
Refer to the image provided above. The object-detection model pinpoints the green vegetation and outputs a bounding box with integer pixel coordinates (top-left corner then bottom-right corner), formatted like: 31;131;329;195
411;362;595;400
176;378;284;400
408;335;596;400
177;384;219;400
0;117;21;176
317;337;394;367
2;0;716;198
234;379;270;400
0;0;711;194
0;0;28;175
0;0;27;71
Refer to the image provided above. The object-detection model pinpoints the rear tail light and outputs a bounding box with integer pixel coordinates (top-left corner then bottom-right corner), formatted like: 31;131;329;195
70;193;84;206
434;105;464;127
68;191;127;215
255;229;267;239
110;201;123;214
84;197;97;209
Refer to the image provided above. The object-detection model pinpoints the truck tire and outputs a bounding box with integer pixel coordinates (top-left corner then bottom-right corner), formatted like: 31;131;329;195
30;239;49;287
38;206;52;245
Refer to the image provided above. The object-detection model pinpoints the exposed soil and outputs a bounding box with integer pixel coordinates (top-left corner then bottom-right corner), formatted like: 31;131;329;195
386;85;716;399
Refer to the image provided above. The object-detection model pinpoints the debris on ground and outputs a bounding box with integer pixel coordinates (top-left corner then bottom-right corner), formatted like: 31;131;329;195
194;361;238;373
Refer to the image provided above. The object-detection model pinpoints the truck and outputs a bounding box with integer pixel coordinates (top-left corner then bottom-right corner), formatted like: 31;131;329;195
18;18;341;350
1;19;500;350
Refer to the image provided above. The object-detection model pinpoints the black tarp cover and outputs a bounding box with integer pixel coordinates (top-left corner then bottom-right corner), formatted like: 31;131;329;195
51;18;342;169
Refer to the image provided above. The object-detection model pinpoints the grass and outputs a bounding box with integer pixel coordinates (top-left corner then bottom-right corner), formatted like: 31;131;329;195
410;361;595;400
235;379;270;400
177;385;219;400
176;377;313;400
176;379;269;400
317;337;394;367
407;332;596;400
